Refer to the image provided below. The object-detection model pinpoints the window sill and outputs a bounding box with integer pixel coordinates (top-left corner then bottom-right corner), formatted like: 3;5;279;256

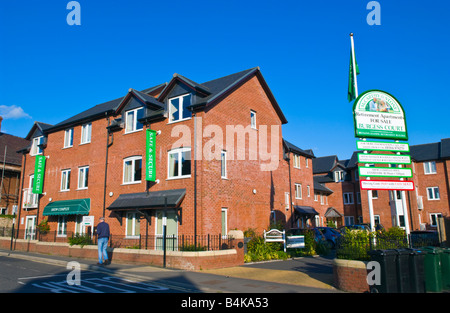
166;175;191;181
124;129;143;135
62;146;73;150
79;142;91;146
167;117;192;125
77;187;88;191
121;181;142;186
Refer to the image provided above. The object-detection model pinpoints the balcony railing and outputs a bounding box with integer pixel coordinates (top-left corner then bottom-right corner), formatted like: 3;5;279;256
22;188;39;209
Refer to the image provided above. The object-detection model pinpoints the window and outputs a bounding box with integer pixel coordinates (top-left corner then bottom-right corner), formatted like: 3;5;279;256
334;171;344;182
293;154;301;169
168;148;191;179
125;108;144;133
307;185;310;197
372;190;378;199
285;192;290;210
81;123;92;144
427;187;440;200
295;183;302;199
320;194;324;205
126;212;140;237
221;150;227;179
61;169;71;191
356;192;361;204
169;94;192;123
314;193;318;201
424;161;437;174
57;216;67;236
75;216;86;235
430;213;443;227
78;166;89;189
31;136;44;156
250;110;256;129
345;216;355;226
123;156;142;184
221;208;228;237
64;128;74;148
305;158;309;168
343;193;354;204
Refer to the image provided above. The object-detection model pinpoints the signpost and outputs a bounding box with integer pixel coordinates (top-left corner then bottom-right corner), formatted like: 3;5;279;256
353;89;412;235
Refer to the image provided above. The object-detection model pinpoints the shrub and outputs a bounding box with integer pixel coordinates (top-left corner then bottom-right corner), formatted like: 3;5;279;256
37;218;50;234
68;234;93;247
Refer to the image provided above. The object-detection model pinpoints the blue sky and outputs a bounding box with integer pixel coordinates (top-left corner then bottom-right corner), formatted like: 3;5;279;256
0;0;449;160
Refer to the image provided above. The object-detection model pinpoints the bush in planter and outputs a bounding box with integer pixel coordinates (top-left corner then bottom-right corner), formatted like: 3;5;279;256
68;234;93;247
37;218;50;234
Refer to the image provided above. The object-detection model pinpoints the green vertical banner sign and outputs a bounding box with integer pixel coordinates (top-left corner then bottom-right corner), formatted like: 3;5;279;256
146;129;156;181
33;155;46;194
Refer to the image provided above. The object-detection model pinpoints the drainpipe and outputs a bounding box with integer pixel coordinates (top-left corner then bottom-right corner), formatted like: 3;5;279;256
102;115;112;218
193;113;198;247
16;153;27;242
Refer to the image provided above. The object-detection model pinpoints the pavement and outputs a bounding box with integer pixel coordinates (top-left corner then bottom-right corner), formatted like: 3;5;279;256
0;248;339;292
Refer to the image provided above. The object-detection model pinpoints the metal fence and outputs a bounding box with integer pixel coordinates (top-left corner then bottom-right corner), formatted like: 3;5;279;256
336;232;440;261
4;228;234;252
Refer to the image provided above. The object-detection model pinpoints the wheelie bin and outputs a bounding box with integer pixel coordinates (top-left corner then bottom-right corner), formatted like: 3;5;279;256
395;249;413;293
440;247;450;291
421;246;443;292
368;249;398;293
407;248;426;293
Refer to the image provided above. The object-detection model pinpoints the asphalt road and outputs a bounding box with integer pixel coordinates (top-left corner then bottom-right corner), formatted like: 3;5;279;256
0;250;337;294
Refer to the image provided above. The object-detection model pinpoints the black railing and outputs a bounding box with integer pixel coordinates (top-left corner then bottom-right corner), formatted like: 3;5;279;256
336;233;441;261
4;228;234;252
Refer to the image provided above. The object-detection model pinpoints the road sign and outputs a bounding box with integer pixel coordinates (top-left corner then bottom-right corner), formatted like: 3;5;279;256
359;166;413;178
360;180;415;191
357;153;411;165
353;90;407;140
356;140;410;152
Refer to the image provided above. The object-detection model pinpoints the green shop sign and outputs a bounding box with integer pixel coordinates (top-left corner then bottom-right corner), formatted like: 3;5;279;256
353;90;407;140
146;129;156;181
33;155;46;194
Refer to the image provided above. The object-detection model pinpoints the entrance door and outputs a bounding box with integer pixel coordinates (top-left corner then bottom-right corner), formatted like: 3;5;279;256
155;210;178;251
25;216;36;240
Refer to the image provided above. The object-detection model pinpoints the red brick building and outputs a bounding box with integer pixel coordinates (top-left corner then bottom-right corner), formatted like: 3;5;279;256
16;68;320;245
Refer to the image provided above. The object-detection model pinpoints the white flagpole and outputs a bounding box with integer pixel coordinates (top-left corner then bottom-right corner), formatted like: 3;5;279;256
350;33;359;98
351;33;375;232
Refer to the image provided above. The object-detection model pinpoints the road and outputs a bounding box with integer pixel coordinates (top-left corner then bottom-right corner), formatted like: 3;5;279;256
0;250;337;294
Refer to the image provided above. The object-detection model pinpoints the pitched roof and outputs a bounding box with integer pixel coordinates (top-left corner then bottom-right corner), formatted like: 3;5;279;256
312;155;338;174
283;139;315;158
410;141;441;162
45;68;287;134
0;133;30;166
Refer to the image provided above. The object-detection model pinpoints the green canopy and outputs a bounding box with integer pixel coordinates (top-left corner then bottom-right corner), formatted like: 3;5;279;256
43;198;90;216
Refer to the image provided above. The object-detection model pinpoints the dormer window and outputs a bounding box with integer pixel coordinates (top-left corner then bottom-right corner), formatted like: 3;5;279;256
169;94;192;123
31;136;44;156
125;107;144;133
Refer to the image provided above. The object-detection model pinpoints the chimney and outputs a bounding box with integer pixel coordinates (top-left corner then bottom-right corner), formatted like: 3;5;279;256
0;116;3;132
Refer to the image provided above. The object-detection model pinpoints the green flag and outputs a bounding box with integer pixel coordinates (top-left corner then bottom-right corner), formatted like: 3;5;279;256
347;50;360;102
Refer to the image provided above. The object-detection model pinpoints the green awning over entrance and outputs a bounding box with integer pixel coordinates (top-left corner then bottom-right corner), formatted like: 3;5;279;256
43;198;91;216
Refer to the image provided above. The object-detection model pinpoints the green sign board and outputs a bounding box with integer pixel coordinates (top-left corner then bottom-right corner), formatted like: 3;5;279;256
353;90;407;140
145;129;156;182
33;155;46;194
357;153;411;165
358;166;413;178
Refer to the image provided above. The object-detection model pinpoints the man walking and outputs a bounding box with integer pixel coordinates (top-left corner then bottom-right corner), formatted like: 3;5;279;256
96;217;110;265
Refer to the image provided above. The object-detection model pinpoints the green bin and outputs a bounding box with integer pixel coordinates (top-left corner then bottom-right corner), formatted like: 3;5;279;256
440;248;450;290
422;247;443;292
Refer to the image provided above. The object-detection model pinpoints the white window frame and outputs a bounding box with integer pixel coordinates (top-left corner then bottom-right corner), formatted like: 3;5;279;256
221;208;228;237
305;158;309;168
168;94;192;123
345;216;355;226
31;136;44;156
307;185;310;197
314;193;318;201
57;216;67;237
75;216;86;235
293;154;301;169
424;161;437;175
167;147;191;180
80;123;92;144
320;193;324;205
126;212;140;238
430;213;443;227
427;187;440;200
372;190;378;199
123;156;142;184
60;169;71;191
343;192;354;205
125;107;144;134
64;128;74;148
77;166;89;190
250;110;257;129
221;150;227;179
295;183;302;199
334;171;344;182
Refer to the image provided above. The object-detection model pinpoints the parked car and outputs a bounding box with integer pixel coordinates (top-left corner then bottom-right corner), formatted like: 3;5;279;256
338;224;371;233
315;227;342;249
288;228;326;244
